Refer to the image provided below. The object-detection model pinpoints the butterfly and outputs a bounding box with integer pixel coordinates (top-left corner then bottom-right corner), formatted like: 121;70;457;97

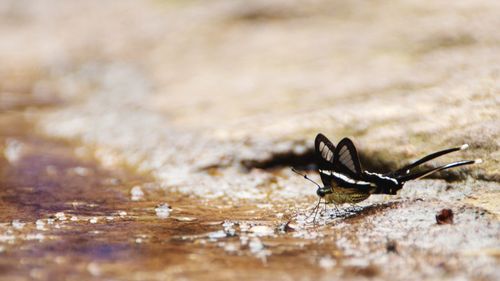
294;133;481;220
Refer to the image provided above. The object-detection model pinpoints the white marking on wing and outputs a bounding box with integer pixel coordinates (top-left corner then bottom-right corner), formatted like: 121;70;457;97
319;170;371;185
332;172;371;185
364;171;398;184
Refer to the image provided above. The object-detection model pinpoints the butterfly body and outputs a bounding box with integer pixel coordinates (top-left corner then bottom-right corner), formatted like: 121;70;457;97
318;170;402;204
323;188;371;204
312;133;478;206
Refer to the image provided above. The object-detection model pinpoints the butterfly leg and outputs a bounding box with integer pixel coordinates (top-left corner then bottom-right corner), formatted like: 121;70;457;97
334;203;340;212
319;201;328;217
312;204;321;223
305;198;321;221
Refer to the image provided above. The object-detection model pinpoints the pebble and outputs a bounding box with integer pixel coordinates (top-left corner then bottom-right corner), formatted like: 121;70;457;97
249;238;264;253
35;220;46;230
26;233;45;241
0;234;15;243
319;256;336;269
87;262;101;276
130;186;144;201
208;230;227;240
12;220;25;230
155;203;171;219
240;235;249;246
55;212;67;221
174;216;196;222
239;223;250;232
4;139;24;164
224;243;239;252
250;225;274;237
72;166;90;176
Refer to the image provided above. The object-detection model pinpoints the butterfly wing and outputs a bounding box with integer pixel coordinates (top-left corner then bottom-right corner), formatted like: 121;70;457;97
314;134;336;187
333;138;363;180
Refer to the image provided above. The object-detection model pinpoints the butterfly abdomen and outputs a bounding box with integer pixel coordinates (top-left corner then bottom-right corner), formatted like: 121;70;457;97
324;189;371;204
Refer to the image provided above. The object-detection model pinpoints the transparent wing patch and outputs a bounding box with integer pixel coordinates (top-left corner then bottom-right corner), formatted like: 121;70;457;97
333;138;363;178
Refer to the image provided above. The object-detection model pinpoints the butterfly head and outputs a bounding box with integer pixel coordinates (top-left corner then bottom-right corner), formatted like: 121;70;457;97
316;186;333;198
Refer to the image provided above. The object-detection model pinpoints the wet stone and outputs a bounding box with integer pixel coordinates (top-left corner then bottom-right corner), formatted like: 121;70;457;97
0;1;499;280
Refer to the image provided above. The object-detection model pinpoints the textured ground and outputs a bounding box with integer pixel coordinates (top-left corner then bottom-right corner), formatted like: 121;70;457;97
0;1;499;280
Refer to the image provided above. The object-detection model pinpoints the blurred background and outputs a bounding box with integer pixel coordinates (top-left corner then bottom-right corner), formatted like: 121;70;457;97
0;1;499;280
2;0;499;186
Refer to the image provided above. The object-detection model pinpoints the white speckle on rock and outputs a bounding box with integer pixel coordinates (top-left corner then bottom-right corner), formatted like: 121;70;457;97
72;166;90;176
118;210;127;217
87;262;101;276
240;235;249;246
344;258;370;267
222;221;236;236
70;216;78;222
250;225;274;237
224;242;239;252
239;223;250;232
249;238;264;253
26;233;45;241
135;238;143;243
319;256;336;269
35;220;46;230
89;217;98;224
155;203;170;219
222;221;234;228
174;216;196;222
249;237;271;262
12;220;25;230
55;212;67;221
0;234;15;243
105;216;114;221
131;185;144;201
208;230;227;240
4;139;24;164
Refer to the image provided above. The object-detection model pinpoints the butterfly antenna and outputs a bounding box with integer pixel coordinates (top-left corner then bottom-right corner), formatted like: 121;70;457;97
291;168;321;188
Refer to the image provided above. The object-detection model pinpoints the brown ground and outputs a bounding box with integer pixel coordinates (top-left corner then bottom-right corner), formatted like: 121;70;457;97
0;1;499;280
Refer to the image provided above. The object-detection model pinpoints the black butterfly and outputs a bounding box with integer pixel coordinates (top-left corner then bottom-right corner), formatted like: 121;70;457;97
294;133;480;218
